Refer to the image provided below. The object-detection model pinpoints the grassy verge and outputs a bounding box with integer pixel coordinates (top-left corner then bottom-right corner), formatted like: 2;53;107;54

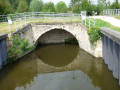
0;17;80;34
114;16;120;20
91;19;120;32
87;18;120;44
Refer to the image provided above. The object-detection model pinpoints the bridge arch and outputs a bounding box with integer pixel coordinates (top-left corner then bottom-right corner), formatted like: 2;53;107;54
35;28;80;46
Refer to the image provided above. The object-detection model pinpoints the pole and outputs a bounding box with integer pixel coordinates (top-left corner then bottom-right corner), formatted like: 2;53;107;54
15;21;17;31
85;18;86;26
8;24;11;33
89;19;90;29
20;18;22;28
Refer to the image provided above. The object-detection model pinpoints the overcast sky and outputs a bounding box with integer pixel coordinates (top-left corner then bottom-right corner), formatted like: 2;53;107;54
43;0;118;6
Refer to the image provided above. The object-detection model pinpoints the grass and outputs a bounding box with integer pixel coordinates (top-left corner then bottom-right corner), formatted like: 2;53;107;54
0;20;30;33
90;19;120;32
114;16;120;19
0;17;80;34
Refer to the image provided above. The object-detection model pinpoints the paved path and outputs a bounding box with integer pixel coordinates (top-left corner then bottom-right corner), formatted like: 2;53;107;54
90;16;120;27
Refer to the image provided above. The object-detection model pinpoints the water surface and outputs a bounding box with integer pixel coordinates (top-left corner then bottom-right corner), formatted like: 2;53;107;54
0;44;120;90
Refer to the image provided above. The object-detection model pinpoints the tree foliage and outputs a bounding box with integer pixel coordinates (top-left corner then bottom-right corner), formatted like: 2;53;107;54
69;0;97;15
30;0;43;12
17;0;28;13
55;1;68;13
0;0;14;14
111;0;120;9
42;2;55;12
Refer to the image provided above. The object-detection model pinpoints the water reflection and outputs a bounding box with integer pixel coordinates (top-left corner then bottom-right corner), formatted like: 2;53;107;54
35;44;79;67
0;44;119;90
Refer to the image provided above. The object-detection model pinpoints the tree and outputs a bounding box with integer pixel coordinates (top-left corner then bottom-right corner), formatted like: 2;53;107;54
17;0;28;13
111;0;120;9
30;0;43;12
97;0;106;14
0;0;14;14
69;0;97;15
26;0;32;6
55;1;68;13
9;0;19;11
69;0;81;13
42;2;55;12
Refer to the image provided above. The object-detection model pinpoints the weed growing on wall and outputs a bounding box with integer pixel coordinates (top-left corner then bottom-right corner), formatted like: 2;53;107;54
65;38;78;44
87;26;102;44
8;34;34;63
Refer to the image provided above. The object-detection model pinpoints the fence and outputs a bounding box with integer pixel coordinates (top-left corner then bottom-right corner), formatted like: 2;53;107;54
80;18;95;29
103;9;120;16
0;12;95;33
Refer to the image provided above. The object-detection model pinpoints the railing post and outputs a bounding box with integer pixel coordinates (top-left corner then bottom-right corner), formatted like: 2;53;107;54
20;18;22;28
8;24;11;33
82;19;83;24
25;16;26;25
29;16;30;23
85;18;86;26
15;21;17;31
89;19;90;29
118;9;120;16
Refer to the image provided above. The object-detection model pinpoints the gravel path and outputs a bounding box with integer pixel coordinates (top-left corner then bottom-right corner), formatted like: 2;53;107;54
90;16;120;27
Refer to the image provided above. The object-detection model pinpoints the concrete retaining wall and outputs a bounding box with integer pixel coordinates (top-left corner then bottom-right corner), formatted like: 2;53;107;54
0;34;8;68
101;27;120;85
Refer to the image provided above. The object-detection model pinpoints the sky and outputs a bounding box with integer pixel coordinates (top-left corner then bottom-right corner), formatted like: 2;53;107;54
43;0;118;6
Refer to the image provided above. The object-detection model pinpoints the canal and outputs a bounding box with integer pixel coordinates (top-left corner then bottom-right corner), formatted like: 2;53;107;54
0;44;120;90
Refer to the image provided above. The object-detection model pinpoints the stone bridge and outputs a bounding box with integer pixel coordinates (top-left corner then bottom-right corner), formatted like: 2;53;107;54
14;23;102;58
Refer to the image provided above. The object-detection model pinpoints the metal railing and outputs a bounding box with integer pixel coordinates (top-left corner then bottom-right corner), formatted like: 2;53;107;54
103;9;120;16
80;17;95;29
0;12;96;33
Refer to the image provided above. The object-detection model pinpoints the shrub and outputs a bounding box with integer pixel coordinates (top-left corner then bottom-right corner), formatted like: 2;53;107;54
87;26;102;44
65;38;78;44
8;34;34;63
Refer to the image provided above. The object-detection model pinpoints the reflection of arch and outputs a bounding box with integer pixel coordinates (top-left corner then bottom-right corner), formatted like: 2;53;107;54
34;28;79;47
35;44;79;67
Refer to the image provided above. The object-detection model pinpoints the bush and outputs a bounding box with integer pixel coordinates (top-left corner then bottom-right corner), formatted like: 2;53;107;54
8;34;34;63
87;26;102;44
65;38;78;44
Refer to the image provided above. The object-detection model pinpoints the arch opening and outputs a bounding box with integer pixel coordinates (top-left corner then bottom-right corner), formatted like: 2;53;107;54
35;28;79;46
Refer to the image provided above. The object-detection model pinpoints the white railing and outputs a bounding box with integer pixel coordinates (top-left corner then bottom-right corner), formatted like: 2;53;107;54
103;9;120;16
0;12;95;33
80;17;95;29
